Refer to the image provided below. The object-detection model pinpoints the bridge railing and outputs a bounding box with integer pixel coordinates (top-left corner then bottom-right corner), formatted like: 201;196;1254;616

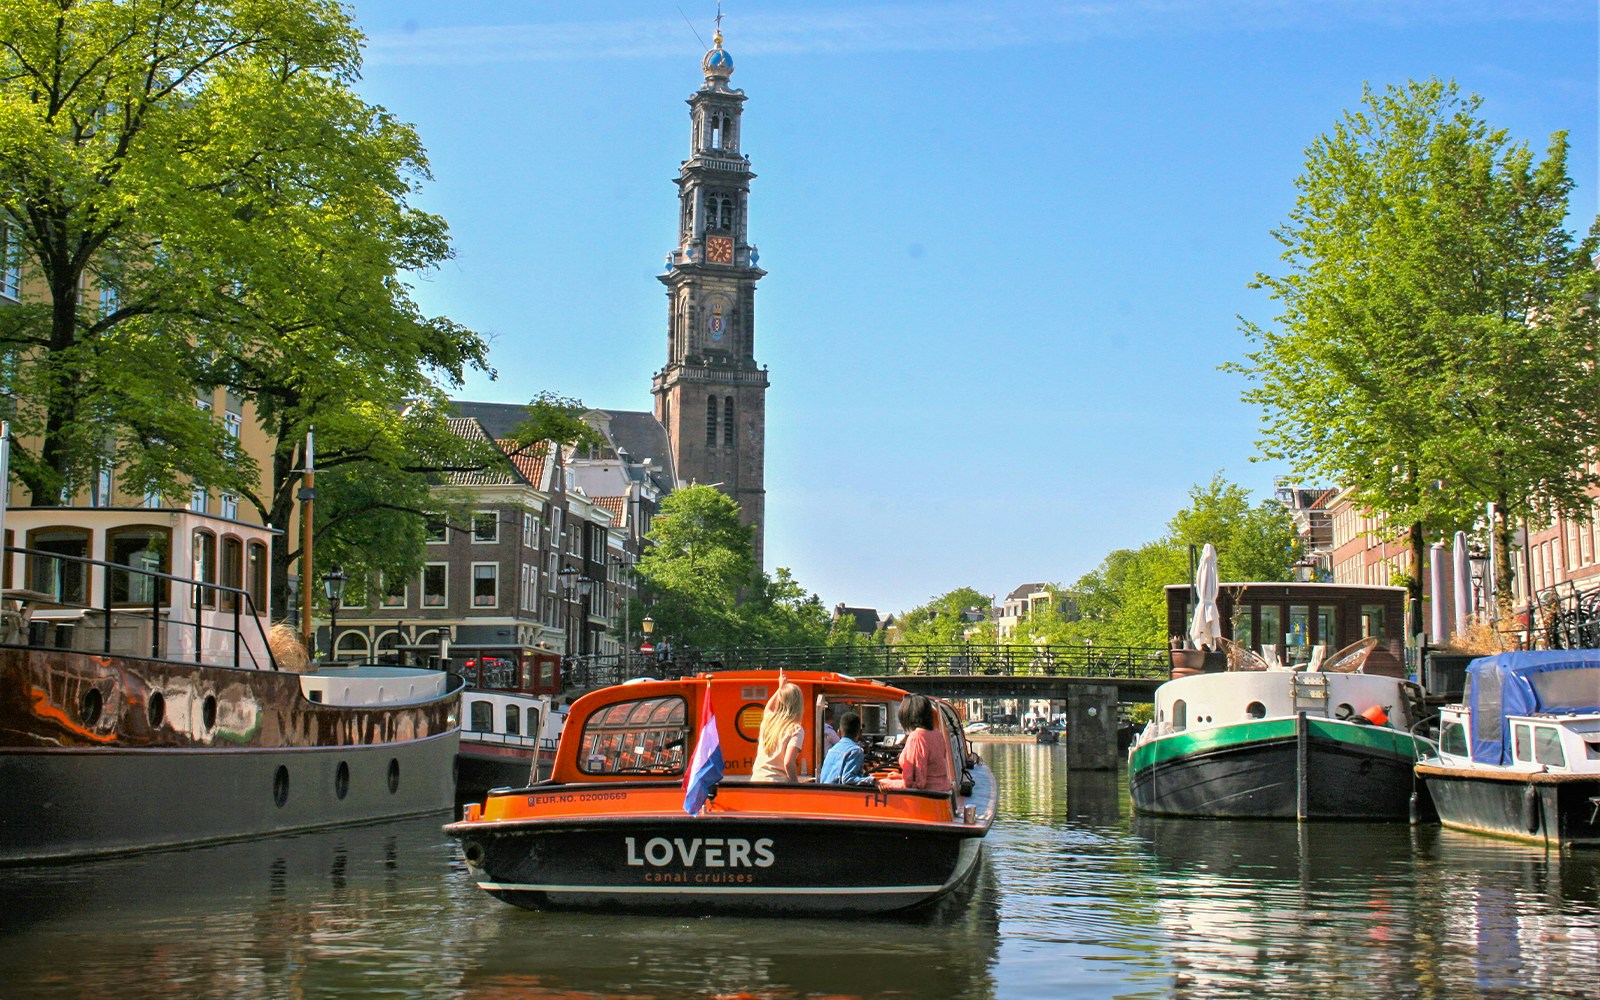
562;643;1170;692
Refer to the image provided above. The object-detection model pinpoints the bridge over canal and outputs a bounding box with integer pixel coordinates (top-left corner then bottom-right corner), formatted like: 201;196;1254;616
562;643;1171;705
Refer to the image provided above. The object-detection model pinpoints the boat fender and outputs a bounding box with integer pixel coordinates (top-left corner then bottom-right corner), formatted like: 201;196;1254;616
1360;705;1389;727
1524;784;1541;835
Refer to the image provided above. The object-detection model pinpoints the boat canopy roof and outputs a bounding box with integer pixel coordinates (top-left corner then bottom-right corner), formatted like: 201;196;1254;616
1468;650;1600;765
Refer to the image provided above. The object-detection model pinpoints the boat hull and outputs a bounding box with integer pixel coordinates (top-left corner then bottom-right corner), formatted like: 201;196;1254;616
455;742;551;800
1129;716;1427;820
455;812;986;915
0;646;462;864
1416;764;1600;848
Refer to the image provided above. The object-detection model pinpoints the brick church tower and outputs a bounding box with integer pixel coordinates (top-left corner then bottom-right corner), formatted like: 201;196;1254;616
652;26;769;567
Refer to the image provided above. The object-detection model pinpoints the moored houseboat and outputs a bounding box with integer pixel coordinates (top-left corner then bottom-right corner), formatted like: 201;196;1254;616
1129;641;1436;820
1416;650;1600;848
446;670;996;914
456;656;567;799
0;507;462;864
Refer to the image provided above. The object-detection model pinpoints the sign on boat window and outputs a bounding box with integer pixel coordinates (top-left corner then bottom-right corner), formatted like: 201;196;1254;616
578;695;687;776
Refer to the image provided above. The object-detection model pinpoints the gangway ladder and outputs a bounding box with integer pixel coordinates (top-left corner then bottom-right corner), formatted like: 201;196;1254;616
1290;673;1328;822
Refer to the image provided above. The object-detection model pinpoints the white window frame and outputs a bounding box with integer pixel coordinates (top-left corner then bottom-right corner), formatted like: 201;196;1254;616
379;573;407;609
523;512;535;548
220;493;238;520
472;510;499;544
471;562;499;608
421;562;448;607
425;516;448;545
0;219;20;300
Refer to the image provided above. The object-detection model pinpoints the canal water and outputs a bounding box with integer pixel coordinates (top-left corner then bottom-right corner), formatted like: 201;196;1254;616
1;741;1596;999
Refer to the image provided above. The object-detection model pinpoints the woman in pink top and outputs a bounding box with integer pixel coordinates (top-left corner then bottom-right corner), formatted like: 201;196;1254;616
890;695;953;793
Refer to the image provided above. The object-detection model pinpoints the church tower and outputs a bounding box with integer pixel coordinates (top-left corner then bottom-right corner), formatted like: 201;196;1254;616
653;26;769;566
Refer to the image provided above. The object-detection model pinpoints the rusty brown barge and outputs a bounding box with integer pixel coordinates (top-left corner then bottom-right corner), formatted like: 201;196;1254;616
0;507;462;865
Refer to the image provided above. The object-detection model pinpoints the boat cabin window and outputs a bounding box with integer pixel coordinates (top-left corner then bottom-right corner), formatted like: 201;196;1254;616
1246;701;1266;720
469;701;494;732
1513;724;1533;763
107;526;170;605
1533;727;1566;768
26;527;90;605
505;706;520;737
1171;699;1187;732
578;695;687;776
1439;720;1468;757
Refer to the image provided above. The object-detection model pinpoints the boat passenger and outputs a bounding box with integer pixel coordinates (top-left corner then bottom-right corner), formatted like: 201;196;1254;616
822;704;841;752
885;695;954;793
818;711;877;787
751;682;806;782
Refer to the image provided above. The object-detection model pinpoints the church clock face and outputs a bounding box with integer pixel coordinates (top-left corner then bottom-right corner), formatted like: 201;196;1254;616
706;235;734;264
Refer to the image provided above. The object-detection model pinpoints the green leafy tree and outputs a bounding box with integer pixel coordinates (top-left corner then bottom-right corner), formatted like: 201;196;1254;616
634;485;758;650
892;587;993;646
1231;79;1600;604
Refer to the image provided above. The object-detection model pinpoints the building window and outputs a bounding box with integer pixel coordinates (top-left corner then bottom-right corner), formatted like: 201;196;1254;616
523;512;535;548
220;536;243;612
472;563;498;608
706;395;718;446
422;563;447;607
522;563;537;611
220;493;238;520
98;281;120;317
190;484;208;514
472;511;498;543
0;219;20;300
91;466;112;508
380;573;406;608
192;529;217;609
723;396;735;446
424;516;447;544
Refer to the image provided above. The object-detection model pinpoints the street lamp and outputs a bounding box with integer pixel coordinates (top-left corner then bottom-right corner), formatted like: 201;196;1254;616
640;615;655;656
322;564;347;661
613;552;632;660
558;565;578;659
1468;546;1490;616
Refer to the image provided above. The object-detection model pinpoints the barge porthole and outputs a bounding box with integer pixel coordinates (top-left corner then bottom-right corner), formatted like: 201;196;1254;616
147;691;166;729
273;765;290;807
1246;701;1266;719
335;761;350;800
79;688;103;727
387;758;400;794
462;841;485;866
202;695;217;730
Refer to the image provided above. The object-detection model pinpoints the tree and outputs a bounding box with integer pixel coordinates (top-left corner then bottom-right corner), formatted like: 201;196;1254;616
0;0;504;609
1232;79;1600;604
634;485;759;650
893;587;993;646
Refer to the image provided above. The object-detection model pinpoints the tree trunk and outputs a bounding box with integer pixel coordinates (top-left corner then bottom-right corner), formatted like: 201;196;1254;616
32;271;83;505
1408;521;1426;642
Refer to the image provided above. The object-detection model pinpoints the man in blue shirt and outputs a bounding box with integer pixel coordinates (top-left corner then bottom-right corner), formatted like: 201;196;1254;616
818;711;877;786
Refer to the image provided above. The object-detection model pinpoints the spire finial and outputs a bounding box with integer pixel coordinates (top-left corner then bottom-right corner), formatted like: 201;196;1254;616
713;3;724;47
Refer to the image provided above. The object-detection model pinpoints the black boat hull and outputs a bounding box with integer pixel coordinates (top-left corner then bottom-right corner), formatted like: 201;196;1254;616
456;815;986;915
1417;766;1600;848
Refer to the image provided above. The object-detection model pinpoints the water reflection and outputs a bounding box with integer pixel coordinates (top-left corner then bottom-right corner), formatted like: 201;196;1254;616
0;745;1595;999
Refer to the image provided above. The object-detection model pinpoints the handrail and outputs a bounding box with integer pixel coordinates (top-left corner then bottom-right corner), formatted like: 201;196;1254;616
2;543;277;671
562;643;1170;691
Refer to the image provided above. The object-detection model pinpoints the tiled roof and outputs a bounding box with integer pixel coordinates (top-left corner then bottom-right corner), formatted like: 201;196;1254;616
593;496;626;520
499;439;548;487
445;418;518;486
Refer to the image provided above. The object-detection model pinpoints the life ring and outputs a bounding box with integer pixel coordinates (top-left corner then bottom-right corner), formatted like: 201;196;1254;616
1524;783;1541;834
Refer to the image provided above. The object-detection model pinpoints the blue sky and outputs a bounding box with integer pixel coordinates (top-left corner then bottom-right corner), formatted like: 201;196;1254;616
346;1;1598;617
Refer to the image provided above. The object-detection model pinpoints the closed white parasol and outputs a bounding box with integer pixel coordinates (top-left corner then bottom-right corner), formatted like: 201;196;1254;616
1188;542;1221;650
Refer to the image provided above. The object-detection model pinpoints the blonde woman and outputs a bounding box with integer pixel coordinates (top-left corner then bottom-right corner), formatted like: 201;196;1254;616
751;682;805;782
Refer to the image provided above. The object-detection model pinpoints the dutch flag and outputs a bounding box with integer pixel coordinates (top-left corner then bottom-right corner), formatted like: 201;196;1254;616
682;681;724;815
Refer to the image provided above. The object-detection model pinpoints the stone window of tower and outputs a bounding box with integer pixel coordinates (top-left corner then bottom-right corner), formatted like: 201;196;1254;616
705;396;718;446
723;397;735;446
719;197;733;231
709;114;722;150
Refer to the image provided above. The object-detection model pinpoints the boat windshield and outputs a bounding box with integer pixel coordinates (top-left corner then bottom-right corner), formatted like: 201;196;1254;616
577;695;687;776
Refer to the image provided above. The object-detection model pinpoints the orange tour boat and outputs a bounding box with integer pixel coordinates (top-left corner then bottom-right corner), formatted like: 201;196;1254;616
445;670;996;914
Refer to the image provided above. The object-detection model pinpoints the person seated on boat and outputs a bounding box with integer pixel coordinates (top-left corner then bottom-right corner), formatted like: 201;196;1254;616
822;703;841;752
882;695;954;794
751;682;806;782
818;711;877;787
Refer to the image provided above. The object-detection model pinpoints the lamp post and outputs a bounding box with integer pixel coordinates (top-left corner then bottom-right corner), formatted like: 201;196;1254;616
322;563;347;662
640;615;655;657
1468;546;1490;618
577;575;593;657
613;552;631;664
558;565;577;660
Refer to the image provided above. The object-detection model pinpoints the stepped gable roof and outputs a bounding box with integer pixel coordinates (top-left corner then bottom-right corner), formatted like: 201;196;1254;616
498;439;549;488
445;418;518;486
